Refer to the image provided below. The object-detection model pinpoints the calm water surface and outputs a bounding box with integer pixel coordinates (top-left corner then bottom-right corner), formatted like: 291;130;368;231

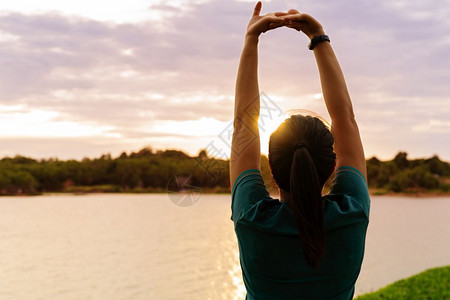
0;194;449;299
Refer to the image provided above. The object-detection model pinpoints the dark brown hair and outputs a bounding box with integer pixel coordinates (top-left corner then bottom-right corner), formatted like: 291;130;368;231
268;115;336;269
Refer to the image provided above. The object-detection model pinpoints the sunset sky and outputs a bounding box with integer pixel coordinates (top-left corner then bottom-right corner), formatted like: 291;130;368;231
1;0;449;161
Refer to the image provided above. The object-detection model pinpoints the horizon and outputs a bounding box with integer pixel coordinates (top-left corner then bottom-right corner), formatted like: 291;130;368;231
1;146;447;163
1;0;449;161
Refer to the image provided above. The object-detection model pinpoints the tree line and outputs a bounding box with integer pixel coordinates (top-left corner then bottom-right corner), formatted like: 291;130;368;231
0;148;449;195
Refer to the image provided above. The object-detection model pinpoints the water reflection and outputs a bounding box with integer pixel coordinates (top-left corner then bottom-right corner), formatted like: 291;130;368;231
230;248;246;300
0;194;449;299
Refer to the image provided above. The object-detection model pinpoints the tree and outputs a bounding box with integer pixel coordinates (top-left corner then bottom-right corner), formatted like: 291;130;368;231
425;155;449;176
0;171;11;194
393;152;409;170
136;147;153;157
197;149;208;159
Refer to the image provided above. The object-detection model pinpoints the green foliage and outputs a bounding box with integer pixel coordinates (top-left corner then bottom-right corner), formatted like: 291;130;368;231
366;152;449;193
0;161;38;194
0;150;448;195
355;265;450;299
426;155;450;176
393;151;409;170
388;166;440;192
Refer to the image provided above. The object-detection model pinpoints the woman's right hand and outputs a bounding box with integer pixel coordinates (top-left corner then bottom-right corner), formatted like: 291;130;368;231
282;9;325;39
246;1;287;38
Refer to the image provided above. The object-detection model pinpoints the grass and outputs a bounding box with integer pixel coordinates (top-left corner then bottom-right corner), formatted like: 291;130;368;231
355;266;450;299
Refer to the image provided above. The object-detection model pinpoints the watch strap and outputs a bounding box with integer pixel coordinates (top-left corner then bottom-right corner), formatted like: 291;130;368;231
308;35;330;50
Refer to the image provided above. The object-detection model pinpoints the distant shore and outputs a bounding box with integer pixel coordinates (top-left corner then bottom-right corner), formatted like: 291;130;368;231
2;150;449;198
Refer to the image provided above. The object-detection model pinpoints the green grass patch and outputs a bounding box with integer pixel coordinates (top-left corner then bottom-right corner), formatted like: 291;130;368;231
356;266;450;299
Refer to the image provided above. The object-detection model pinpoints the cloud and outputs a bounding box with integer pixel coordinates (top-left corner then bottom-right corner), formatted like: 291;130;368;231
0;0;449;160
412;119;450;133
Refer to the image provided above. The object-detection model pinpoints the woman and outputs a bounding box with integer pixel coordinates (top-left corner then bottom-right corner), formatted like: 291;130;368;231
230;2;370;299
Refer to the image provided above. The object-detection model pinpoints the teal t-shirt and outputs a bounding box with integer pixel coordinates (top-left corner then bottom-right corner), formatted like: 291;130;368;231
231;166;370;300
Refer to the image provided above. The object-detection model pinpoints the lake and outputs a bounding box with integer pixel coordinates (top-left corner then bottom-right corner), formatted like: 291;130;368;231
0;194;449;299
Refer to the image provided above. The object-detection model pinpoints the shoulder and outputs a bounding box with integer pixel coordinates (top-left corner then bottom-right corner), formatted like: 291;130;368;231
231;169;273;222
232;169;263;195
327;166;371;218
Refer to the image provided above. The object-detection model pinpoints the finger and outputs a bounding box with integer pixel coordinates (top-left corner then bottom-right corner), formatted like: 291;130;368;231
269;22;286;29
283;13;306;22
274;11;290;17
253;1;262;16
263;16;285;23
287;9;300;14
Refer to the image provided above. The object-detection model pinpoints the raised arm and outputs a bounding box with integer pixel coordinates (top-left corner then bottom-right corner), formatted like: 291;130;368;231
230;2;285;187
283;11;367;180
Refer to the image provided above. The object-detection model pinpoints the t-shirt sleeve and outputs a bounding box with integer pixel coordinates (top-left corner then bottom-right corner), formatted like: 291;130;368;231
329;166;370;217
231;169;272;222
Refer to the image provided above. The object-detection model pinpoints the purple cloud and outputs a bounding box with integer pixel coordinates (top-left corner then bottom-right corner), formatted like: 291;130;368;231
0;0;449;159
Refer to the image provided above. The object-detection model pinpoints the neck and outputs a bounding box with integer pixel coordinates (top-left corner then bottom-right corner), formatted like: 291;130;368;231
279;187;326;204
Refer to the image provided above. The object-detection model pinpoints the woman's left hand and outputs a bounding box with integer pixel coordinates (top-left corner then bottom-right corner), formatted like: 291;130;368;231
246;1;288;37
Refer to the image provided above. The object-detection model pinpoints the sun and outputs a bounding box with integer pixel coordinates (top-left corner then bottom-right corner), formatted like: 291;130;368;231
259;112;288;156
258;108;333;156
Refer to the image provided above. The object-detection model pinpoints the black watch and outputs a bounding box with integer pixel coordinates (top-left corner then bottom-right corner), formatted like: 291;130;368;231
308;35;330;50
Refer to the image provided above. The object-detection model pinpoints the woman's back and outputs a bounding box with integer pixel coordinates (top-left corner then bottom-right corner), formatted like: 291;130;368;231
232;167;370;299
230;2;370;299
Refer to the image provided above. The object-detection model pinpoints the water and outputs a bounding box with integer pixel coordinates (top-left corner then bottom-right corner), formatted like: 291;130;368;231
0;194;448;299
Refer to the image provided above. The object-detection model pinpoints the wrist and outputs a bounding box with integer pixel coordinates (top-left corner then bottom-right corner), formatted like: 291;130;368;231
245;33;260;43
311;39;331;51
307;29;325;40
309;34;330;50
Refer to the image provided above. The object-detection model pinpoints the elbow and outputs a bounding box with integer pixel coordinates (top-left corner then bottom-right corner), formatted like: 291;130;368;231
330;94;355;121
330;105;355;123
345;105;356;121
331;106;359;129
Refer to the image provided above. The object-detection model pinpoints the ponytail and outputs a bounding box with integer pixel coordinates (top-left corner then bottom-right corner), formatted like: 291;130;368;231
289;146;325;270
268;115;336;270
